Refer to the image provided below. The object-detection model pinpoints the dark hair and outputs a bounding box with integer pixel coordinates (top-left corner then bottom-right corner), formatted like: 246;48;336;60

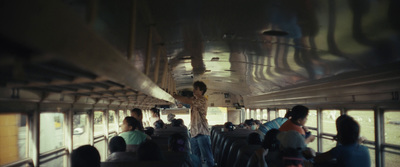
247;132;262;145
224;122;234;131
124;116;139;131
284;110;292;118
151;108;160;117
168;133;187;152
193;81;207;95
137;140;164;161
244;119;255;126
131;108;143;117
337;117;360;145
290;105;309;121
335;114;352;131
71;145;100;167
262;129;280;151
109;136;126;153
154;120;165;129
172;119;184;127
144;127;154;136
254;120;261;125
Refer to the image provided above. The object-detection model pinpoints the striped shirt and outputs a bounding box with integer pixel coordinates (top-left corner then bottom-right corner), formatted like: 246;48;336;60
190;96;210;137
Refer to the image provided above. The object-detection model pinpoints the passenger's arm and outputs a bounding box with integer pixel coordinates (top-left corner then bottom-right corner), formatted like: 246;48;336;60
173;94;193;105
305;135;315;144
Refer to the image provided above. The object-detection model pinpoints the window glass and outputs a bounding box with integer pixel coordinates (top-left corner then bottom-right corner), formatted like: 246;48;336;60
94;111;104;137
246;109;250;120
322;110;340;134
256;109;261;120
384;151;400;167
40;113;64;153
94;140;106;161
269;110;276;120
0;114;28;165
305;110;317;128
307;129;318;151
368;149;376;167
40;154;65;167
119;110;124;124
73;114;89;148
108;110;117;133
207;107;228;126
384;110;400;145
348;110;374;142
322;138;337;152
278;109;287;118
126;110;131;116
262;109;268;122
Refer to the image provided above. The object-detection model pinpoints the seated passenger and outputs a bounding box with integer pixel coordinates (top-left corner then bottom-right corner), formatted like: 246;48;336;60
120;116;151;152
137;140;164;161
131;108;145;131
279;105;315;144
106;136;135;162
165;113;176;128
223;122;235;132
172;118;186;128
259;110;292;135
71;145;100;167
315;116;371;167
154;119;165;129
244;119;256;130
144;127;155;136
252;129;281;167
168;133;201;167
149;108;161;128
247;132;262;145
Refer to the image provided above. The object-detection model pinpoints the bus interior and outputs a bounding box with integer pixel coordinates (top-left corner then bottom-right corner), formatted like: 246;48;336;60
0;0;399;167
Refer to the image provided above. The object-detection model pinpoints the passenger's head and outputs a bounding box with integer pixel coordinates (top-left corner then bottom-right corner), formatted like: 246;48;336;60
154;119;165;129
335;114;353;132
193;81;207;95
172;118;184;127
122;116;139;132
167;113;176;122
131;108;143;121
290;105;309;126
262;129;280;151
224;122;235;131
168;133;187;152
244;119;256;130
277;130;306;151
150;108;160;117
337;117;360;145
137;140;164;161
71;145;100;167
144;127;154;136
284;110;292;119
109;136;126;153
247;132;262;145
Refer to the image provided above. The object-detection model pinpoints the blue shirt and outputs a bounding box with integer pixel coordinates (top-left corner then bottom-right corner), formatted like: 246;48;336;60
259;117;288;134
330;143;371;167
119;130;147;145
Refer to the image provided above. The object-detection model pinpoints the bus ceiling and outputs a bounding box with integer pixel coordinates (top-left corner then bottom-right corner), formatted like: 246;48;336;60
0;0;399;108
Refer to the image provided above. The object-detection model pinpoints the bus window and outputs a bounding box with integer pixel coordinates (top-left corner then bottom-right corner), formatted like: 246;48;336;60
384;111;400;145
207;107;227;125
278;109;286;118
94;111;104;137
322;138;337;152
126;110;131;116
94;139;106;161
0;114;28;166
108;110;117;133
73;114;89;148
306;109;317;128
256;109;261;120
307;129;318;151
118;110;124;124
40;113;64;153
348;110;375;142
251;109;255;119
269;110;276;120
384;149;400;167
262;109;268;122
246;109;250;120
322;110;340;134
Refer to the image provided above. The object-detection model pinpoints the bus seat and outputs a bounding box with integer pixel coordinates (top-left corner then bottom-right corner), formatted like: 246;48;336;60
226;139;247;167
233;144;261;167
